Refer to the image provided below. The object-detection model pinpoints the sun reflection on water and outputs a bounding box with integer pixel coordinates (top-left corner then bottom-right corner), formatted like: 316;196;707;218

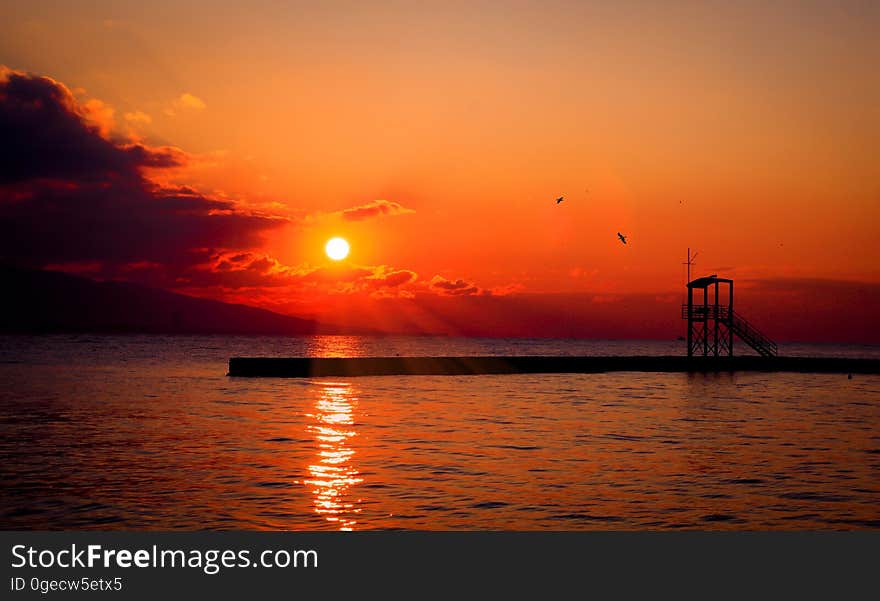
304;382;363;530
305;336;366;358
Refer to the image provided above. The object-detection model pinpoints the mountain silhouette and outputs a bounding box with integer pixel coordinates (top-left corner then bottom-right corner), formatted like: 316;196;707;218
0;265;341;335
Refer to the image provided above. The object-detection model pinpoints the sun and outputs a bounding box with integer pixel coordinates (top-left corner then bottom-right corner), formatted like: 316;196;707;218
325;237;350;261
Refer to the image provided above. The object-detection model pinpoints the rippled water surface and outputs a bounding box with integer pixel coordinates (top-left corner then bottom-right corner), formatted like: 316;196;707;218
1;335;879;530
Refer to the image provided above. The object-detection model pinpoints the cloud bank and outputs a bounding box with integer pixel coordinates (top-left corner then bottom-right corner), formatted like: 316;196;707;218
0;67;284;284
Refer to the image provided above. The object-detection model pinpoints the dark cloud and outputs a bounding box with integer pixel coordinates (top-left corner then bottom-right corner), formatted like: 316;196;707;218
125;144;188;169
430;275;480;296
170;252;298;289
341;199;414;221
0;67;285;281
0;69;184;183
366;267;417;289
168;250;419;295
743;277;880;296
735;277;880;343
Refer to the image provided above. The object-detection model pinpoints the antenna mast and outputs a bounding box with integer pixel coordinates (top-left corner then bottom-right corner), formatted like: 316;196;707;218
683;248;698;283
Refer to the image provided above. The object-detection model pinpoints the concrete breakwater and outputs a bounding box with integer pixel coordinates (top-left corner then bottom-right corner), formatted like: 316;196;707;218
228;355;880;377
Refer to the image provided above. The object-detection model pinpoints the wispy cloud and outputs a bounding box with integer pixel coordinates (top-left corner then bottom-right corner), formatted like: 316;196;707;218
124;110;152;125
339;199;415;221
165;92;206;116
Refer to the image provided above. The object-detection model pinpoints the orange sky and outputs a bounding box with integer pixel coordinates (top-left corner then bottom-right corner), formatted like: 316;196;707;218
1;1;878;340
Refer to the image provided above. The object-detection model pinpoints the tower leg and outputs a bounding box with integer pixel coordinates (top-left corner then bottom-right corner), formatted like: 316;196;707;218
687;287;693;357
703;290;708;357
713;281;720;357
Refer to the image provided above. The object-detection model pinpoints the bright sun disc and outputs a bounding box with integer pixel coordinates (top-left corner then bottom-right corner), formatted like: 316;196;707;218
325;237;350;260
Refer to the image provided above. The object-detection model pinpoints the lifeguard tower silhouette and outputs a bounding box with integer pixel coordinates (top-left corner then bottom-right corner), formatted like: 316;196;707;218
683;275;777;357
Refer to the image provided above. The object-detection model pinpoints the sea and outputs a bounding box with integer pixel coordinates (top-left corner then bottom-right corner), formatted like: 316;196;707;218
1;335;878;530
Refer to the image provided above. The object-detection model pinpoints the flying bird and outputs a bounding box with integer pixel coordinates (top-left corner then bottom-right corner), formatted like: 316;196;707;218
556;196;564;204
617;232;627;245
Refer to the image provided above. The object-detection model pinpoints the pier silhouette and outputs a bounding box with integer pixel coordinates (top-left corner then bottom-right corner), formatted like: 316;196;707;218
225;274;877;378
228;355;879;377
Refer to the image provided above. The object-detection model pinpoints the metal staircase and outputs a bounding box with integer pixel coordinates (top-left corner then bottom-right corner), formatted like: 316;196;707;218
681;304;777;357
729;309;777;357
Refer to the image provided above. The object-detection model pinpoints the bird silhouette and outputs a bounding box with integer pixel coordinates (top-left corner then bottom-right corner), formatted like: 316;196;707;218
556;196;564;204
617;232;627;244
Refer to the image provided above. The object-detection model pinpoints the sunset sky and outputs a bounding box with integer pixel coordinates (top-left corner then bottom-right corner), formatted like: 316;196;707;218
1;1;878;340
